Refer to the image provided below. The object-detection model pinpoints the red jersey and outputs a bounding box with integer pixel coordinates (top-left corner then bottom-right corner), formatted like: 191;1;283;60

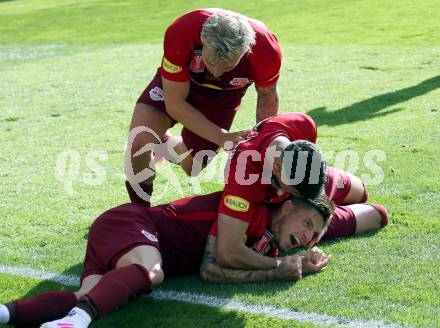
207;191;278;255
152;192;220;275
217;112;318;223
153;191;278;274
160;9;281;107
84;191;278;281
157;191;276;261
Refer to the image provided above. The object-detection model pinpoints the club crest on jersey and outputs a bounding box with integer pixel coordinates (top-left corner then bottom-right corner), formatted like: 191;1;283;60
162;57;182;74
253;229;274;255
224;195;250;212
229;78;251;87
149;86;164;101
141;229;158;242
190;50;204;73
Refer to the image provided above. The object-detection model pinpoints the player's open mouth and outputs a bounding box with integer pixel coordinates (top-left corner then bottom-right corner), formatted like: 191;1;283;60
290;235;300;247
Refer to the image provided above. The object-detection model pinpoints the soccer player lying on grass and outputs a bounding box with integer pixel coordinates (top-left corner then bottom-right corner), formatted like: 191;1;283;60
0;190;387;328
215;111;388;270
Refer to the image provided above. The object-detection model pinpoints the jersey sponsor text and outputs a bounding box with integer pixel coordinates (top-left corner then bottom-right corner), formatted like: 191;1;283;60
162;57;183;74
224;195;250;212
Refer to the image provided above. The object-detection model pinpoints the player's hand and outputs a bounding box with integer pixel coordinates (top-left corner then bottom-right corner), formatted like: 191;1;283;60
219;129;251;150
298;247;331;274
276;255;303;281
310;247;327;264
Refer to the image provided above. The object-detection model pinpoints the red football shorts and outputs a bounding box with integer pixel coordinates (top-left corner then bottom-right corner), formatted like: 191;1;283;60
322;205;357;240
81;203;161;283
324;167;352;205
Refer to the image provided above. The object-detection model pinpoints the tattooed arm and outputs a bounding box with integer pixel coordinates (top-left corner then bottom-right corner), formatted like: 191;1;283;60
255;82;279;122
199;235;302;283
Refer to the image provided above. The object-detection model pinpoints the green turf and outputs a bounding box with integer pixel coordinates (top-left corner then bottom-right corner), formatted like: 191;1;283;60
1;1;439;327
0;274;322;328
0;0;439;45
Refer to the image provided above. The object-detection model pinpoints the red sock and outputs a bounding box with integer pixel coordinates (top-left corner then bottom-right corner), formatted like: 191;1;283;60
370;204;389;226
125;180;152;207
85;264;152;319
12;291;77;326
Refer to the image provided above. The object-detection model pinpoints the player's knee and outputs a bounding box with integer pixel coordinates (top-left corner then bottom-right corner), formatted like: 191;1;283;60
132;260;164;287
145;263;164;286
129;133;159;157
119;262;164;287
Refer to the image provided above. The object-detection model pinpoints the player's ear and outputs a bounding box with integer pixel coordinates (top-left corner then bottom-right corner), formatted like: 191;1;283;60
282;199;294;216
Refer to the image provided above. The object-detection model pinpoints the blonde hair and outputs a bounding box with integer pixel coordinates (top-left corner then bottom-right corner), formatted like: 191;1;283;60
201;9;256;62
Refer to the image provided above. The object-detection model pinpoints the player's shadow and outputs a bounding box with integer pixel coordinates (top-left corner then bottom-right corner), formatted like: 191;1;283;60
17;263;251;327
19;263;82;299
307;75;440;126
320;229;382;245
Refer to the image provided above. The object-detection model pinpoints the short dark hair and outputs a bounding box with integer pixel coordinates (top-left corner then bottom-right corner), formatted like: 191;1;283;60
288;193;335;224
281;140;327;199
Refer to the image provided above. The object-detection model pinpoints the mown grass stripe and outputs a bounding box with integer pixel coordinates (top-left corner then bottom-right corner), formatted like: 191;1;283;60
0;264;411;328
0;264;80;286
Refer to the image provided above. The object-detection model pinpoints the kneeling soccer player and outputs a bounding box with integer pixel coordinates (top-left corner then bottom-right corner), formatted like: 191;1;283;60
0;190;387;327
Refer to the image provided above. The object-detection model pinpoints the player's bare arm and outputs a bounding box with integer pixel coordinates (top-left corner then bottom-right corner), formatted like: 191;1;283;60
162;77;249;148
200;236;302;283
216;213;279;270
255;82;279;122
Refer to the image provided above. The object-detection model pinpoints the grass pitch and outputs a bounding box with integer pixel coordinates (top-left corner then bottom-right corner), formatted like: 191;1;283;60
1;1;439;327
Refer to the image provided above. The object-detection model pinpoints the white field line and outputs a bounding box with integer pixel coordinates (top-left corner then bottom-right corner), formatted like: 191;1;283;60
0;264;410;328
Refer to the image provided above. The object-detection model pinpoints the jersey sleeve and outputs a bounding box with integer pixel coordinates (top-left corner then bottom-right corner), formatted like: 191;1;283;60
218;188;259;223
209;161;263;237
249;23;282;88
217;159;266;223
210;189;261;237
160;17;192;82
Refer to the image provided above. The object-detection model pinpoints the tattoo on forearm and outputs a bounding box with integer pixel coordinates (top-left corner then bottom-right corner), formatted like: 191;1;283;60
218;267;276;283
256;84;279;122
200;236;216;271
200;236;278;283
